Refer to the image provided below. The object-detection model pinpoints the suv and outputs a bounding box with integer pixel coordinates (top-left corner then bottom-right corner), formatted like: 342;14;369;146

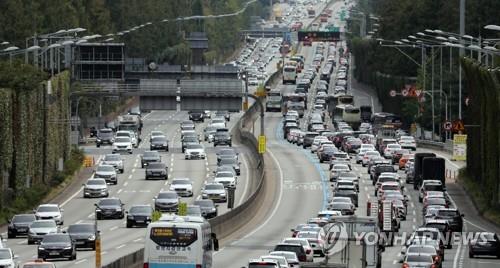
214;130;232;147
189;111;204;122
96;128;114;147
435;208;464;232
419;180;444;202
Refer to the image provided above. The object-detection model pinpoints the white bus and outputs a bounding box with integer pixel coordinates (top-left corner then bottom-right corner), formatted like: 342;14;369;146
283;64;297;84
334;104;361;129
144;215;219;268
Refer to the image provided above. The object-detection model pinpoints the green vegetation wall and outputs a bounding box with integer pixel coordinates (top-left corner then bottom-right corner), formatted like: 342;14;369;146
0;62;71;212
461;58;500;206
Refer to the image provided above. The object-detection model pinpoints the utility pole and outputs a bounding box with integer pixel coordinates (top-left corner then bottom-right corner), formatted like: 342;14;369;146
458;0;465;119
431;46;435;140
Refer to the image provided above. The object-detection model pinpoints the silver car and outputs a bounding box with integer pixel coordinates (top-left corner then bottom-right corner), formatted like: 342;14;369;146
201;183;227;202
101;154;124;173
154;191;179;212
28;220;58;244
94;164;118;185
83;178;109;198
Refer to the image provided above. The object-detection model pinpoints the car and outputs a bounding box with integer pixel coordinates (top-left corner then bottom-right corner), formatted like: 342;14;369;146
141;151;161;168
333;187;358;207
215;111;231;121
201;182;227;202
204;125;217;142
28;220;59;244
362;151;381;166
154;191;179;212
423;219;453;248
434;208;464;232
371;164;396;185
214;131;232;147
218;157;241;175
181;135;200;152
83;178;109;198
214;171;237;188
102;154;124;173
216;148;239;163
419;180;445;202
20;259;56;268
399;154;414;170
116;130;138;148
329;202;355;215
38;233;76;261
282;238;314;262
149;131;165;141
169;178;194;197
296;230;325;256
67;223;98;249
184;144;207;159
330;164;350;182
111;136;133;154
126;205;153;228
193;200;218;219
469;232;500;258
96;128;114;147
7;213;37;238
268;251;300;267
248;259;279;268
144;162;168;180
188;111;205;122
399;136;417;151
273;243;309;262
0;248;18;267
259;255;289;268
93;163;118;184
318;146;337;163
34;204;64;225
150;135;169;151
95;198;125;220
401;253;439;268
383;143;402;158
180;121;195;136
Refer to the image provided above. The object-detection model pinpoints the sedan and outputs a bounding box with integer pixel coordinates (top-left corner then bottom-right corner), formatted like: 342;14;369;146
193;200;218;219
67;223;97;250
184;144;207;160
401;253;438;268
28;220;59;244
83;178;109;198
95;198;125;220
201;183;227;202
169;178;194;197
126;205;153;228
145;162;168;180
141;151;161;168
94;164;118;185
38;233;76;261
150;136;169;151
154;191;179;212
469;232;500;258
7;214;36;238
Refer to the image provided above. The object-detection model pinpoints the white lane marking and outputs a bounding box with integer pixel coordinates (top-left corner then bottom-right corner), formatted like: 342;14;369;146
215;148;284;254
128;175;132;179
434;152;461;169
17;240;26;245
238;154;251;206
61;187;84;207
142;111;154;120
74;259;87;265
87;213;93;218
133;238;142;242
123;182;128;187
464;219;489;232
109;226;118;231
132;168;136;173
117;189;123;194
116;244;126;249
102;251;108;255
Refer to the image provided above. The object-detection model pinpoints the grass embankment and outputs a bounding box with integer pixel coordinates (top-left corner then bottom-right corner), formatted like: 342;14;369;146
0;147;85;224
458;168;500;226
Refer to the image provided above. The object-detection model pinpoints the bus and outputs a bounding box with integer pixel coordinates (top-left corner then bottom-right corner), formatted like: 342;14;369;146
371;112;402;133
289;56;304;72
283;64;297;84
334;105;361;129
266;90;283;112
144;215;219;268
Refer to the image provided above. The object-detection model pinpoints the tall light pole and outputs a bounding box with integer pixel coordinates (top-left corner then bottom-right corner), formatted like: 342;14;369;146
458;0;465;120
242;72;249;111
93;204;102;268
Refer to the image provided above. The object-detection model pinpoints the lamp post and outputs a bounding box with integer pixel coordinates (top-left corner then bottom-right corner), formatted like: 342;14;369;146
93;204;102;268
242;72;249;111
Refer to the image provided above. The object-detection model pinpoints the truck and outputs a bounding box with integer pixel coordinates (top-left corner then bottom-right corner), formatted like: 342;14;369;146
117;114;143;142
266;90;283;112
421;157;446;189
307;216;382;268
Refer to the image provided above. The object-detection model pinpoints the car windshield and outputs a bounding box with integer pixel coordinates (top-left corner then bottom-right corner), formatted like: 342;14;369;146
172;179;190;185
184;137;198;142
31;221;56;228
22;265;55;268
216;172;232;178
205;184;224;190
68;224;95;233
194;200;214;208
158;192;177;199
297;232;318;238
0;249;12;260
99;199;120;206
406;254;432;263
407;246;435;254
152;137;167;142
187;144;203;149
12;215;35;223
425;184;443;191
43;234;71;243
130;206;153;214
426;223;447;232
148;163;165;169
97;165;115;172
116;132;130;137
115;137;130;143
105;155;121;161
220;158;236;165
37;206;58;212
143;151;158;157
87;180;106;185
284;239;307;246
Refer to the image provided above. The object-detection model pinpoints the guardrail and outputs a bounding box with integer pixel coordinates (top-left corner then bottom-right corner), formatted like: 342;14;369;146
416;139;453;154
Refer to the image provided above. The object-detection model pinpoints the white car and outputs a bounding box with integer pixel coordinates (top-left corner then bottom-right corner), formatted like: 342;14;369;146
116;130;138;148
355;148;372;163
248;77;259;86
259;255;289;268
214;171;237;188
362;151;381;166
311;136;328;153
201;182;227;202
184;144;206;160
112;136;133;154
0;248;17;267
169;178;194;197
399;136;417;151
34;204;64;225
83;178;109;198
384;143;402;158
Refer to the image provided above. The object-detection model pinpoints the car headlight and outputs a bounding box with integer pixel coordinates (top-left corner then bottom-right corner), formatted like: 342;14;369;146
116;208;122;211
88;235;96;241
202;193;208;196
29;230;36;235
96;209;101;212
221;193;226;196
64;246;72;250
38;247;45;250
54;215;62;219
96;139;101;142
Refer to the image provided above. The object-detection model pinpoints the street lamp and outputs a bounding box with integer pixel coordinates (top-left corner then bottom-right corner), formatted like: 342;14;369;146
241;72;249;111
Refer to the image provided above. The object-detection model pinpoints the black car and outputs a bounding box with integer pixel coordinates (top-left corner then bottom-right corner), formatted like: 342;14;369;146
215;110;230;121
182;136;199;152
435;208;464;232
126;205;153;228
334;188;359;207
371;164;396;185
141;151;161;168
189;111;204;122
38;233;76;261
145;162;168;180
7;214;36;238
318;147;337;163
150;136;169;151
214;132;232;147
95;198;125;220
218;157;240;175
67;223;97;250
96;128;114;147
193;200;218;219
469;232;500;258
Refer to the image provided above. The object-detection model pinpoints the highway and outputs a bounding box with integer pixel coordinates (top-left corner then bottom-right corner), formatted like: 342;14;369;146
4;110;255;266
